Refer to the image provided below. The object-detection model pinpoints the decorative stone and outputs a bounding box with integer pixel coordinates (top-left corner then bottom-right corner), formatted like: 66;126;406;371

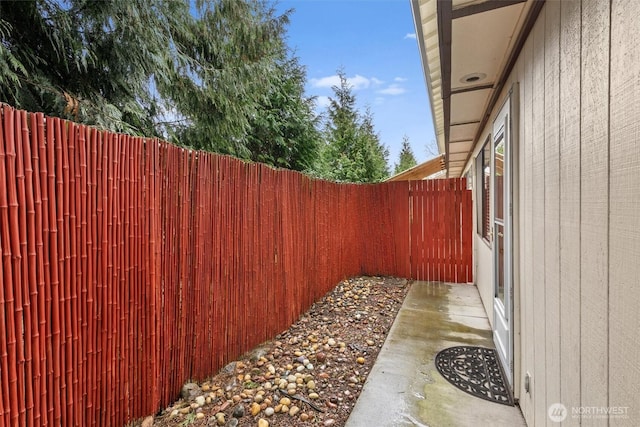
279;397;291;406
195;395;206;407
264;407;274;417
232;404;245;418
181;382;201;399
258;419;269;427
289;405;300;416
224;418;238;427
356;357;365;364
250;402;261;416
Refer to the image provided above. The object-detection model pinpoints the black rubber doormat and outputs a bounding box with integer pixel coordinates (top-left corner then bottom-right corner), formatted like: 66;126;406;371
434;346;514;406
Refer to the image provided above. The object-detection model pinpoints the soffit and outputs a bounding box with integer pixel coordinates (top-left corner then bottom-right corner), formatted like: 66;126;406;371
412;0;540;177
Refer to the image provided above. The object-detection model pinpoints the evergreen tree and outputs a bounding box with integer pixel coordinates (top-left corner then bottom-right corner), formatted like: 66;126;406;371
160;0;290;156
245;54;320;172
394;135;418;174
0;0;188;134
357;108;389;182
0;0;321;171
320;69;389;183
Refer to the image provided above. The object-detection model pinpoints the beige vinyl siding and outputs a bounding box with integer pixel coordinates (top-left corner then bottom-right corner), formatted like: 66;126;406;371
609;0;640;421
467;0;639;425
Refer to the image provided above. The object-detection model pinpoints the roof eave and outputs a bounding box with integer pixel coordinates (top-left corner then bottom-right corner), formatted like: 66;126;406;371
411;0;445;155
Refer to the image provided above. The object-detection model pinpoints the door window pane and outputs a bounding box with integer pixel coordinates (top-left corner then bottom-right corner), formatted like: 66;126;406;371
494;136;504;222
476;139;491;242
495;223;505;305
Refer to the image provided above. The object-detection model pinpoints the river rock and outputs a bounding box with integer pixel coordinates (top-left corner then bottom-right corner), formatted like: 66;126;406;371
232;404;245;418
181;382;201;399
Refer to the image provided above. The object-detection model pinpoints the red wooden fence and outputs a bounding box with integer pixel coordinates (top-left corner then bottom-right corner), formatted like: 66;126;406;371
0;105;471;426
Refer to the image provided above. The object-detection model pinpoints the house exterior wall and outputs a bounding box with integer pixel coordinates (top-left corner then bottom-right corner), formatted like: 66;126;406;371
466;1;640;425
469;125;494;326
475;236;493;325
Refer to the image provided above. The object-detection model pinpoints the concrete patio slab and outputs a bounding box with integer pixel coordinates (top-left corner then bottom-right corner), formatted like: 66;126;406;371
345;281;526;427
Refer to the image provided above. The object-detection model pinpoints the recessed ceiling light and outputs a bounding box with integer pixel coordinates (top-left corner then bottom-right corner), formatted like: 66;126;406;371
460;73;487;84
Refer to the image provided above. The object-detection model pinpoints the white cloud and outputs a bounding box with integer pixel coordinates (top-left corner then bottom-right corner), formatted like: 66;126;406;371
394;77;408;82
377;84;406;95
310;75;341;88
404;33;417;40
315;95;331;109
310;74;383;91
348;75;372;90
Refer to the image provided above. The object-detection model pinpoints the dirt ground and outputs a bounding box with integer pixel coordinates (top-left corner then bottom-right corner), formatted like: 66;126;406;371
146;276;411;427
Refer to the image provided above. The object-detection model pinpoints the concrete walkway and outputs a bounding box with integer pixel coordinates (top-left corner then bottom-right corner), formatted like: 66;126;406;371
345;281;526;427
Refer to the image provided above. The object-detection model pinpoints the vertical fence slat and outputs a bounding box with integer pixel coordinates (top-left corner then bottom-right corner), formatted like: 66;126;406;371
0;106;19;427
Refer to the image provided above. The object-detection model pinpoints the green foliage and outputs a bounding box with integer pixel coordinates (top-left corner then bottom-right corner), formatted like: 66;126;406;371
318;69;389;183
159;0;290;156
245;54;320;172
0;0;183;134
0;0;321;171
394;135;418;174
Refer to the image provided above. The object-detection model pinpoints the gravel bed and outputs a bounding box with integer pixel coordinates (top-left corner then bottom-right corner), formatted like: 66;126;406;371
143;276;410;427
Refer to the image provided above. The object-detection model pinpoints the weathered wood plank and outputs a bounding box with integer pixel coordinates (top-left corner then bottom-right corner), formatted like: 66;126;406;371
609;0;640;423
580;0;610;422
559;0;583;419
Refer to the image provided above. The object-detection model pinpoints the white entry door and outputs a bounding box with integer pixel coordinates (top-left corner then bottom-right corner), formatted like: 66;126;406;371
492;98;513;386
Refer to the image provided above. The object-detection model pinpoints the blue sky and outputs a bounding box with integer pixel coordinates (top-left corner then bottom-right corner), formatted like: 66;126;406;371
274;0;438;168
